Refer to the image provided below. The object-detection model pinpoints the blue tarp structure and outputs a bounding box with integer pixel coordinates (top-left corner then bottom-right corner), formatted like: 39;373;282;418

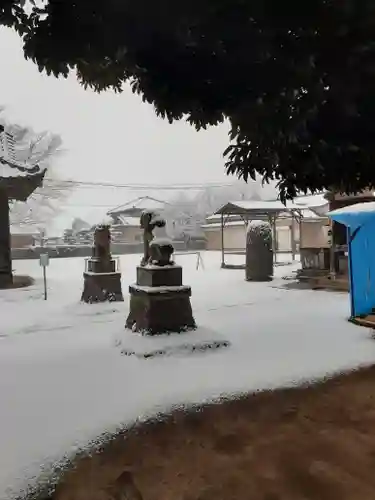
328;202;375;318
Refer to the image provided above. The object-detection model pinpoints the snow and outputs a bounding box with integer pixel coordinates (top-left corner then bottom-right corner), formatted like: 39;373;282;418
108;196;168;215
148;220;173;247
0;119;46;179
131;284;191;293
215;195;329;217
0;160;24;178
145;263;176;270
292;193;328;209
216;200;289;214
151;237;173;247
299;208;323;218
1;251;375;499
202;220;244;228
96;215;113;226
0;158;45;179
203;212;322;228
150;213;165;225
247;220;270;229
84;271;120;276
117;326;229;359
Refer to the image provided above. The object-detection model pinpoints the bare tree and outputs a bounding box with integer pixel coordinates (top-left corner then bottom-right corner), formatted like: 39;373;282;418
163;181;264;240
0;110;74;230
9;171;73;229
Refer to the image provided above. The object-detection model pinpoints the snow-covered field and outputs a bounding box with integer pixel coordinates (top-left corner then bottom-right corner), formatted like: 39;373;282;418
1;251;375;499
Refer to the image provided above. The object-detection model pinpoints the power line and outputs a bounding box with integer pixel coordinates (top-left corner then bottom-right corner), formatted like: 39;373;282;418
44;203;129;208
42;178;239;190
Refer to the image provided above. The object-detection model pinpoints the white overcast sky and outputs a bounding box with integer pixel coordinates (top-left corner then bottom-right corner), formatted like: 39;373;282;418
0;27;273;232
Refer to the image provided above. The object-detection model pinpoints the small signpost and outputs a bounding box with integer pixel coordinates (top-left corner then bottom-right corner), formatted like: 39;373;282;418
39;253;49;300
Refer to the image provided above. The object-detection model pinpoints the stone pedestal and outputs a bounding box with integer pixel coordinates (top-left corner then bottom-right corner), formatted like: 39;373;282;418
126;265;196;335
87;257;116;273
136;265;182;286
81;259;123;303
246;221;274;281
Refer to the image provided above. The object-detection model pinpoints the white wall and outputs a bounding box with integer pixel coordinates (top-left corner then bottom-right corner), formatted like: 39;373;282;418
204;224;247;250
300;220;330;249
204;222;298;252
277;227;291;252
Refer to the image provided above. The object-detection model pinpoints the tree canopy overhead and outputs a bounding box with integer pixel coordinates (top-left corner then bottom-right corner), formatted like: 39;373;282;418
3;0;375;200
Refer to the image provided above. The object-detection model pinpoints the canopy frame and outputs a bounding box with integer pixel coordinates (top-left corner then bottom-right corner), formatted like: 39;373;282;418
215;202;301;269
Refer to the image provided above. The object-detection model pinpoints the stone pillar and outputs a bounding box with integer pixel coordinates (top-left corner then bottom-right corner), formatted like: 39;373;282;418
245;220;273;281
81;225;123;303
0;189;12;288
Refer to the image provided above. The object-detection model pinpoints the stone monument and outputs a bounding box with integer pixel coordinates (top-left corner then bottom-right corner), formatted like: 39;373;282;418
81;224;124;303
125;210;196;335
245;220;274;281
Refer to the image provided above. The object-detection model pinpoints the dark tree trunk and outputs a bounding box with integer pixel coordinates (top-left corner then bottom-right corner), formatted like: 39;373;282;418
0;189;12;288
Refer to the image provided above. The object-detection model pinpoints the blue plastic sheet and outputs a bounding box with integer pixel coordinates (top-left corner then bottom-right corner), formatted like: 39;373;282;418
329;209;375;317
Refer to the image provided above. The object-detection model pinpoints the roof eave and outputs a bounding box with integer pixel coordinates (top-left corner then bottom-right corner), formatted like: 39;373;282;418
214;202;292;217
0;168;46;201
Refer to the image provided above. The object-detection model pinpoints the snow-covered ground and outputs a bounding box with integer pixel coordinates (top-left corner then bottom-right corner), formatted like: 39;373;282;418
1;251;375;499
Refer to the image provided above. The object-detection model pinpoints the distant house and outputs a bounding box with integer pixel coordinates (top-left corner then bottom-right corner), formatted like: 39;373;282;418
107;196;170;243
71;217;91;233
45;236;64;246
74;228;93;245
10;226;38;249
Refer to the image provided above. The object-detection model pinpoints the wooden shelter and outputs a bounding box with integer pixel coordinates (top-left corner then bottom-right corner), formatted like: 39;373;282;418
325;190;375;277
0;125;45;287
214;200;301;269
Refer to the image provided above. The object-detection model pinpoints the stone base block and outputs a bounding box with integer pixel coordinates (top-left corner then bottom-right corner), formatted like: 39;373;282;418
125;284;196;335
246;274;273;282
81;272;123;303
87;258;116;273
246;251;274;282
136;265;182;287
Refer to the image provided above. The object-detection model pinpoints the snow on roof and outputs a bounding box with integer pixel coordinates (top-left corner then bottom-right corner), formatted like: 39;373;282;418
206;213;243;221
0;121;43;179
107;196;169;215
215;194;329;217
215;199;311;214
216;200;289;213
300;208;329;219
292;193;328;209
328;201;375;229
0;156;44;179
201;220;244;229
